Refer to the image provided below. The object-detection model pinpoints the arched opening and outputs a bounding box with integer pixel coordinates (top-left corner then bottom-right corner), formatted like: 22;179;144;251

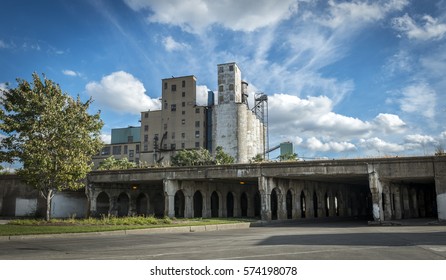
193;191;203;218
136;193;149;215
174;190;185;218
152;192;165;218
96;192;110;216
286;190;293;219
300;191;306;218
117;192;129;217
254;191;261;218
313;191;318;218
325;192;330;217
241;192;248;217
227;192;234;218
211;191;219;218
335;193;340;216
271;188;278;220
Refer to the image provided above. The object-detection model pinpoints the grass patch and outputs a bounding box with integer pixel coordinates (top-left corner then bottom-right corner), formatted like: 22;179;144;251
0;216;256;236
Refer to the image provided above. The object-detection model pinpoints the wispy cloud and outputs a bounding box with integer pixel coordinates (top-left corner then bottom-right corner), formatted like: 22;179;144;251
392;14;446;40
85;71;161;114
162;36;190;52
62;69;80;77
399;83;437;119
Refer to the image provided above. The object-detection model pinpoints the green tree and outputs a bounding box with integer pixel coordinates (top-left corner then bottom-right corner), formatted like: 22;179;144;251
250;154;265;163
279;152;299;162
0;73;103;221
98;156;137;170
214;146;235;165
171;148;213;166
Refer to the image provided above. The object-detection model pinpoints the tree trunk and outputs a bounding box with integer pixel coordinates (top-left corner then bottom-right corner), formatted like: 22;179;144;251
45;189;54;221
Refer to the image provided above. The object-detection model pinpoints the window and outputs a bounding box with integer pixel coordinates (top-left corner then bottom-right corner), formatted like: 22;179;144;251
144;125;148;131
101;146;110;156
182;111;186;115
113;146;121;155
171;143;176;150
144;112;148;118
195;142;200;148
128;136;133;143
182;101;185;107
195;121;200;128
171;84;176;91
143;144;148;151
195;108;200;113
182;80;185;87
219;66;223;73
129;150;134;157
164;82;167;90
181;132;185;138
144;134;148;142
136;145;140;153
219;85;223;92
171;132;175;139
124;145;128;154
171;104;176;111
181;143;185;149
229;84;234;90
229;65;234;71
164;102;168;110
195;131;200;138
182;92;185;97
182;119;185;125
164;123;167;130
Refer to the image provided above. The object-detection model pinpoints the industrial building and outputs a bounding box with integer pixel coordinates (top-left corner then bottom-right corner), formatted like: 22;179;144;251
94;62;268;166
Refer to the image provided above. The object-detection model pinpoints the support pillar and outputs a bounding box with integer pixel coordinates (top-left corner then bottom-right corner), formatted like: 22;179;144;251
185;194;193;218
368;164;383;222
163;179;179;218
382;181;392;221
435;159;446;221
392;184;402;220
258;176;271;221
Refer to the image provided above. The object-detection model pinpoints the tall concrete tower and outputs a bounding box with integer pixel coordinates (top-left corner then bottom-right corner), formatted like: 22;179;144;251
213;62;265;163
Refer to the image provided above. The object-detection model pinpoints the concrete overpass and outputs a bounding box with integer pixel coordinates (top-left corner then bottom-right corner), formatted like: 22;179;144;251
87;156;446;222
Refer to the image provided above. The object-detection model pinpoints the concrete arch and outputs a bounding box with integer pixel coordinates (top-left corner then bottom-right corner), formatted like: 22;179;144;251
174;190;185;218
193;190;203;218
117;192;130;217
136;193;149;215
271;187;282;220
96;191;110;217
211;191;219;218
226;192;235;217
286;189;293;219
152;191;165;218
240;192;248;217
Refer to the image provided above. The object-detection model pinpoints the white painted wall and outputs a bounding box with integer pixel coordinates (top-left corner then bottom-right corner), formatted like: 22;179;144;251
15;198;37;216
51;193;87;218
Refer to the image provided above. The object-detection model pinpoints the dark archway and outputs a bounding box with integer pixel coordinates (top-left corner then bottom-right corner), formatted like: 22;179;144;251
211;191;219;218
152;192;165;217
286;190;293;219
117;192;129;217
325;192;330;217
227;192;234;218
136;193;149;215
313;191;318;218
241;192;248;217
174;190;185;218
96;192;110;216
254;191;261;218
193;191;203;218
271;188;278;220
300;191;306;218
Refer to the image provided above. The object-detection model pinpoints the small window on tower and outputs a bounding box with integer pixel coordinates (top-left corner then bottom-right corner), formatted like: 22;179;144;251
171;104;176;111
229;65;234;71
164;82;167;89
182;80;186;87
171;84;176;91
229;84;234;90
219;66;223;73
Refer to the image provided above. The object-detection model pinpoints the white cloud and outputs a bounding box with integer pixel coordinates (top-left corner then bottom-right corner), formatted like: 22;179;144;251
101;133;112;144
124;0;298;33
359;137;405;154
399;83;437;119
0;40;9;48
317;0;408;29
305;137;356;152
162;36;191;52
392;14;446;40
62;70;80;77
196;85;210;106
0;83;7;99
373;113;406;133
85;71;161;115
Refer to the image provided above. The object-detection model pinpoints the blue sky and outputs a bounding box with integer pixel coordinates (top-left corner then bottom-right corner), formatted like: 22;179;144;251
1;0;445;161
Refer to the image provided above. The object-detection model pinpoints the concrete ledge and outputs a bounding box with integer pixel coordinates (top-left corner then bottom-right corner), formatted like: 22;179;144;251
0;222;253;241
